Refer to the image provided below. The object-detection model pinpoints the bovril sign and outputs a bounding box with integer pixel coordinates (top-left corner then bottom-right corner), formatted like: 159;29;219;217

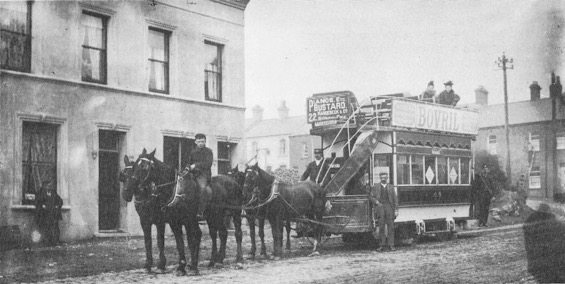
307;93;354;127
391;100;479;135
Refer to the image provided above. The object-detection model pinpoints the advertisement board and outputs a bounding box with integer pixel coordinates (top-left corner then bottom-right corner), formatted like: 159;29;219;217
391;100;479;135
307;92;355;127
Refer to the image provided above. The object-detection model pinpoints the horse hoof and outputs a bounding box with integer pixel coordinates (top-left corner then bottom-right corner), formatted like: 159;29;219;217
175;269;187;277
214;263;224;269
235;263;244;270
155;268;166;274
187;269;199;276
308;251;320;257
144;267;152;274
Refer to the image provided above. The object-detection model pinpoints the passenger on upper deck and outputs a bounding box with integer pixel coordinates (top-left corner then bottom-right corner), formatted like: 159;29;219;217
419;80;436;103
437;80;460;106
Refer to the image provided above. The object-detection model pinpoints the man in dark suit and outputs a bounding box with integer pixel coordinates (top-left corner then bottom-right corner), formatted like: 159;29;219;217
369;172;398;252
300;149;330;186
35;184;63;246
186;133;214;220
473;164;493;227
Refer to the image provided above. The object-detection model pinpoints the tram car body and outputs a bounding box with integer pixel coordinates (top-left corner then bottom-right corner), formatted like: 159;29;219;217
306;91;479;241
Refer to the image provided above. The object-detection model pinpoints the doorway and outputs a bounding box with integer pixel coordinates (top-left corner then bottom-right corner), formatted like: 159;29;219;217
98;130;123;231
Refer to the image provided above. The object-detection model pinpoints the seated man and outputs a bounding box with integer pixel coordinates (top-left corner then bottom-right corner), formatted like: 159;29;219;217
186;133;213;220
300;149;330;186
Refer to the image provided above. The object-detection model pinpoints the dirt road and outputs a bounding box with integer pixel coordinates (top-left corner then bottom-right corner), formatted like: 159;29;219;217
25;223;564;284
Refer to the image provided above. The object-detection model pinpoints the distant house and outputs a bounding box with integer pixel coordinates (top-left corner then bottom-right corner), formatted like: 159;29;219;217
245;101;320;175
473;81;565;202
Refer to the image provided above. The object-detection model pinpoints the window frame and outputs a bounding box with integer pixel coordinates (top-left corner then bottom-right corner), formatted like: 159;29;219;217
251;141;258;156
487;135;497;155
397;154;470;186
204;40;223;102
529;132;540;152
302;142;309;158
557;132;565;150
529;166;541;189
81;11;108;84
279;139;286;156
0;0;32;72
217;141;235;175
148;27;170;94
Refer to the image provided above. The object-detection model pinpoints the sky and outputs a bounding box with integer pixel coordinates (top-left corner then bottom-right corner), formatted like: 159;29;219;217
244;0;565;119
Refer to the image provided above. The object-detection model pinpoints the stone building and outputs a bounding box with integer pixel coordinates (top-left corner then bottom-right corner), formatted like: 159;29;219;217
474;81;565;202
0;0;249;243
245;101;320;175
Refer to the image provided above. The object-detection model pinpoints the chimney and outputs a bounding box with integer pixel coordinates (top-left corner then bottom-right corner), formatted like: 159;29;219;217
474;85;489;106
530;81;541;101
252;105;263;122
278;100;289;120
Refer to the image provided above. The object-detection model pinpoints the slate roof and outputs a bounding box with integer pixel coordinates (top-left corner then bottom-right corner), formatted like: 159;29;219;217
245;116;312;138
477;98;565;128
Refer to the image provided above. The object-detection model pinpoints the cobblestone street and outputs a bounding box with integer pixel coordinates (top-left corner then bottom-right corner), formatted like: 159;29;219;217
2;221;560;284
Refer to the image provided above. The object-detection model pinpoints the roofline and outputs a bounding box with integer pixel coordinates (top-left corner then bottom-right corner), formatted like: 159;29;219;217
478;119;565;130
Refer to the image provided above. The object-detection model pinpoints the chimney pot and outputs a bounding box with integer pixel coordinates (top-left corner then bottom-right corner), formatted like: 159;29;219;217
278;100;289;120
530;81;541;101
474;86;489;106
252;105;264;122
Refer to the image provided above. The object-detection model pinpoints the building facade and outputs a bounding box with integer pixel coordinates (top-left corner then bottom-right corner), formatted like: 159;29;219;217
245;102;320;175
0;0;249;242
474;82;565;202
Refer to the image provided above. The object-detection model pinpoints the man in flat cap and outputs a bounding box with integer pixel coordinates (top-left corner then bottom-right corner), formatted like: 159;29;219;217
420;80;436;103
437;80;460;106
301;148;330;186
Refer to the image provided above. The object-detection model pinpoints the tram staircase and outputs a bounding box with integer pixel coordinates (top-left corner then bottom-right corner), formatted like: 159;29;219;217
324;130;380;195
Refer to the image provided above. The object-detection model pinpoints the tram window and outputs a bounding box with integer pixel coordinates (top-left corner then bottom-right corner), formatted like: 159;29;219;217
424;156;436;184
448;157;460;184
460;157;470;184
373;154;391;184
411;155;424;184
397;154;410;185
437;157;448;184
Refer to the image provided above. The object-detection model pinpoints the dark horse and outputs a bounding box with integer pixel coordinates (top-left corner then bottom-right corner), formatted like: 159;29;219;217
201;167;244;267
229;165;292;259
243;163;327;258
122;149;201;276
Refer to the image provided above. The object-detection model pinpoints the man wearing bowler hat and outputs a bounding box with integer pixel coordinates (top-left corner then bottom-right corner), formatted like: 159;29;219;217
301;148;330;186
437;80;460;106
369;172;398;252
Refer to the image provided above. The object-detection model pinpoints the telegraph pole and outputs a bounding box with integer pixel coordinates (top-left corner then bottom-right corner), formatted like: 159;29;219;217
496;52;513;185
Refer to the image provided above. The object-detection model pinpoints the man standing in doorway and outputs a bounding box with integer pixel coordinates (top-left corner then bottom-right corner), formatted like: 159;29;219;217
187;133;213;220
370;172;398;252
300;148;330;186
35;183;63;246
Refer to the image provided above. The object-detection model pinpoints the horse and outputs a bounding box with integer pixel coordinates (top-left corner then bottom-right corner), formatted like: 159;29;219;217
122;149;201;276
201;167;244;267
243;163;327;259
229;165;292;259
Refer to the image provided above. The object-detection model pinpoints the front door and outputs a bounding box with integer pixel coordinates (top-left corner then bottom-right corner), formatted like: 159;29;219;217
98;130;121;231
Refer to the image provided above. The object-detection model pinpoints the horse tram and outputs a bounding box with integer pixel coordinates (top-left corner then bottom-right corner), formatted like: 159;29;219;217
306;91;479;243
